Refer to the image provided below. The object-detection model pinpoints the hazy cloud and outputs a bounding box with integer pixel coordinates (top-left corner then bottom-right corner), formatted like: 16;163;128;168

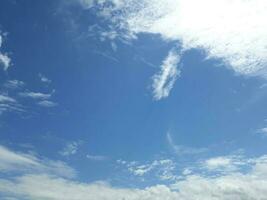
167;132;208;155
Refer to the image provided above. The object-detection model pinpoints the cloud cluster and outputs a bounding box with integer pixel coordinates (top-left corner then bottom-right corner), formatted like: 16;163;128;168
117;158;177;181
1;145;267;199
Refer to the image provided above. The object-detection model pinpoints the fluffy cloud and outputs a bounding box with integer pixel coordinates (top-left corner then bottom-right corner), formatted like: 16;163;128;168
0;174;178;200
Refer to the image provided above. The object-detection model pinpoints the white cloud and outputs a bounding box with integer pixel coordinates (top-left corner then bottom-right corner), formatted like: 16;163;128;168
4;80;25;90
38;73;51;84
152;49;181;100
167;132;207;155
203;155;246;173
0;34;11;70
0;145;75;178
0;94;24;115
118;158;177;181
19;88;57;108
0;175;178;200
37;100;58;107
0;86;56;115
0;94;17;104
0;54;11;70
19;91;53;100
2;145;267;199
60;142;80;157
204;156;234;170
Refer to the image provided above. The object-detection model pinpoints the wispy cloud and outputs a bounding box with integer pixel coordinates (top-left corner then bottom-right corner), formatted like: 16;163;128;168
0;94;17;104
167;132;208;155
0;94;24;115
152;49;181;100
1;82;56;115
0;145;75;178
18;77;58;108
4;80;25;90
37;100;57;107
19;91;52;100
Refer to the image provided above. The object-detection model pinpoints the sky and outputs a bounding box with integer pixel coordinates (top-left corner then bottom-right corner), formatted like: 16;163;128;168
1;0;267;199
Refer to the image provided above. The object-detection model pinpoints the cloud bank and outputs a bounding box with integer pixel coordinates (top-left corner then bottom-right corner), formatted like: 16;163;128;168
1;145;267;199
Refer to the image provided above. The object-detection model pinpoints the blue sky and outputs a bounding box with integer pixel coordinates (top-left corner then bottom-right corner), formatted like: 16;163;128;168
1;0;267;199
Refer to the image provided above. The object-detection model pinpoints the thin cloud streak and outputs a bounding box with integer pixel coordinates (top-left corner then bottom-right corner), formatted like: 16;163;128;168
167;132;208;155
152;49;181;100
